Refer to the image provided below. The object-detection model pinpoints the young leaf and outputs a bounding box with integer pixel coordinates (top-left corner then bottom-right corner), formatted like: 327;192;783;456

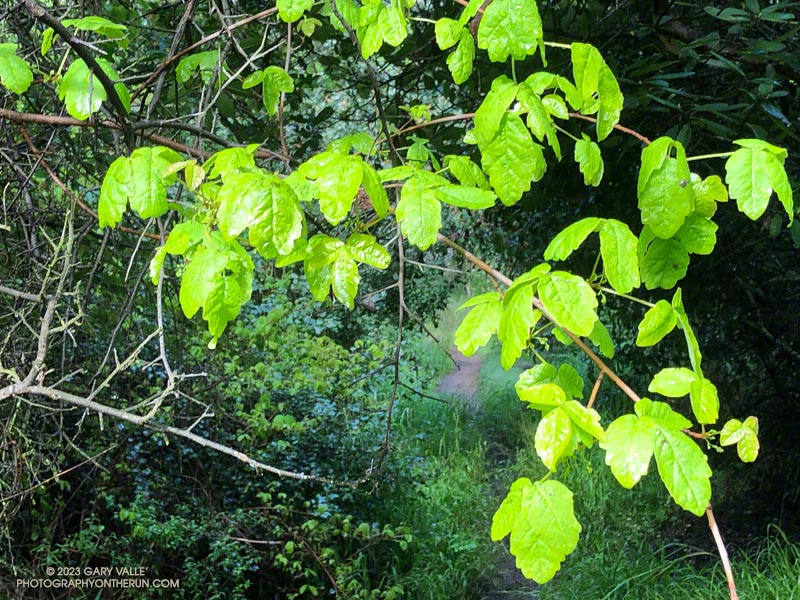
538;272;598;337
637;137;693;239
726;139;793;224
636;300;677;347
588;319;615;358
602;414;656;488
693;174;728;217
498;283;537;369
298;152;363;225
360;162;390;217
648;367;696;398
445;155;489;190
473;76;518;149
98;147;181;228
689;377;719;425
543;217;602;261
261;66;294;116
203;146;258;181
640;238;690;290
179;244;230;319
434;184;496;209
635;398;692;430
482;113;546;206
675;214;717;255
0;43;34;94
446;29;475;84
492;479;581;584
477;0;544;64
277;0;314;22
574;134;604;186
455;294;503;356
535;407;574;471
561;401;604;442
345;233;390;269
599;219;640;293
720;417;759;463
434;18;461;49
176;50;220;84
58;59;107;120
396;173;442;250
571;43;623;140
672;289;703;373
653;428;712;516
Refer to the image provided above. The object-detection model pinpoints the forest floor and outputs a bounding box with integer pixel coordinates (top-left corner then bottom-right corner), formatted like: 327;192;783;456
435;347;483;404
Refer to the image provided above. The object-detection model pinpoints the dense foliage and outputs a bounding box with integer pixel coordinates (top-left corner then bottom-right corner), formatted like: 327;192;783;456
1;0;798;598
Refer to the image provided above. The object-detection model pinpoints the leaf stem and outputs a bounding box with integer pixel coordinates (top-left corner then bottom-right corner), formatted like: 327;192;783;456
686;152;734;162
598;286;656;308
553;123;580;143
544;41;572;50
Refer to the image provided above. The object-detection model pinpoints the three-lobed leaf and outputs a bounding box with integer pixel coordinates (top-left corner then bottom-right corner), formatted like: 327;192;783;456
454;293;504;356
726;139;793;224
492;478;581;584
720;417;759;463
477;0;544;64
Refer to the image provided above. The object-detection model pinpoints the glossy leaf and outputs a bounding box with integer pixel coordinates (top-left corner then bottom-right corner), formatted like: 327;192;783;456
636;300;677;347
482;113;546;206
599;219;640;293
543;218;601;261
635;398;692;430
653;428;712;516
445;155;489;190
637;137;693;239
602;414;656;488
446;29;475;84
535;408;574;471
396;174;442;250
455;293;503;356
345;233;390;268
261;66;295;116
499;283;537;369
648;367;696;398
277;0;314;22
434;184;496;209
675;214;717;255
477;0;544;63
0;43;33;94
492;479;581;584
588;319;615;358
693;175;728;217
180;244;230;319
726;139;793;224
299;152;363;225
720;417;759;462
561;401;604;442
640;238;690;290
360;163;390;217
99;147;181;228
574;134;603;186
689;377;719;425
473;76;518;149
557;364;584;400
538;272;598;336
571;43;623;141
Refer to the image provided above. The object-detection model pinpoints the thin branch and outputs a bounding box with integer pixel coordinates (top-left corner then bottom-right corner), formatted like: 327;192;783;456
568;112;652;145
587;371;604;409
0;285;41;302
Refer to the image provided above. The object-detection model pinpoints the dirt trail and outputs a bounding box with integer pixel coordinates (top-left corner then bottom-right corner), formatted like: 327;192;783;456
435;348;483;402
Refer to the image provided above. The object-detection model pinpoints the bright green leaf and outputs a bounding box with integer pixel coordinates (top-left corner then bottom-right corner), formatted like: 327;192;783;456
445;155;489;190
499;283;537;369
299;152;363;225
689;377;719;425
396;174;442;250
261;66;294;116
557;364;584;400
0;43;33;94
543;217;602;261
493;479;581;584
180;245;229;319
672;289;703;373
473;76;518;149
574;135;604;187
635;398;692;430
538;271;598;336
571;43;623;140
277;0;314;22
360;162;389;217
446;30;475;84
561;401;604;442
653;428;712;516
638;137;693;239
588;319;615;358
434;18;461;49
602;414;655;488
434;184;496;209
599;219;640;293
636;300;677;347
176;50;219;84
675;214;717;255
482;113;546;206
649;367;696;397
640;238;690;290
477;0;544;63
346;233;390;268
455;294;503;356
535;408;574;471
693;174;728;217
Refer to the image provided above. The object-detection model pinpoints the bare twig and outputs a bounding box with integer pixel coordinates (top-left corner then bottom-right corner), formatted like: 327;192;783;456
706;505;739;600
